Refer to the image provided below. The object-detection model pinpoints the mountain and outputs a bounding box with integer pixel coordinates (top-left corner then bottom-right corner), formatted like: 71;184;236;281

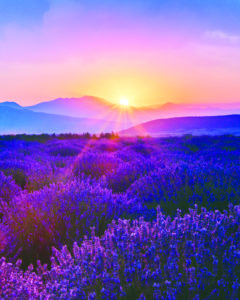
27;96;114;119
26;97;240;125
2;97;240;135
26;96;142;128
119;115;240;137
134;102;240;121
0;106;118;134
0;101;23;109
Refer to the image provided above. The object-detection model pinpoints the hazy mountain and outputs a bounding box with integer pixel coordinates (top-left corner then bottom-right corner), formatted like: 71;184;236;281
134;102;240;121
0;106;118;134
119;115;240;137
2;97;240;135
0;101;23;109
26;97;240;125
27;96;114;119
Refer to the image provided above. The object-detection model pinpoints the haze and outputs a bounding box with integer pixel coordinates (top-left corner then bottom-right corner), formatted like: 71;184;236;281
0;0;240;106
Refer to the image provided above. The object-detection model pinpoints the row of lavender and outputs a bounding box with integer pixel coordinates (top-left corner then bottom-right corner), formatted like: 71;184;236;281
1;205;239;299
0;135;240;298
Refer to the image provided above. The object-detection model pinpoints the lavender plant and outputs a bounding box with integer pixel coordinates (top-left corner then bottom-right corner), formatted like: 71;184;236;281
0;205;239;299
0;135;239;299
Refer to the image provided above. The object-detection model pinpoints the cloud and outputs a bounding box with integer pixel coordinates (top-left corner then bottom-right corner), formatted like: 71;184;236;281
0;0;170;64
205;30;240;43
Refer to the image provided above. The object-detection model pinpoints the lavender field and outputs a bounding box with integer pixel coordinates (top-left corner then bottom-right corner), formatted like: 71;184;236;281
0;134;239;299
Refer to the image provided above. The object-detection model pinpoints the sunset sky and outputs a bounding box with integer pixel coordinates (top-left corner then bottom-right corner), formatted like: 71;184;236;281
0;0;240;106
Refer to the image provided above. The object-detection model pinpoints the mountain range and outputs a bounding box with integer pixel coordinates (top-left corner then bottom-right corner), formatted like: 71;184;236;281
0;97;240;135
119;115;240;137
26;97;240;123
0;102;116;134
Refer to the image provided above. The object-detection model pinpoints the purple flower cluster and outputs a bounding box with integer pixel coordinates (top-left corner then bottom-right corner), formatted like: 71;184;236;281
0;171;20;205
0;135;240;298
2;178;129;266
1;205;239;299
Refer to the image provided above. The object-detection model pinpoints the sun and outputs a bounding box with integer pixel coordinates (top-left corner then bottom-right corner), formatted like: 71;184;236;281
120;98;129;106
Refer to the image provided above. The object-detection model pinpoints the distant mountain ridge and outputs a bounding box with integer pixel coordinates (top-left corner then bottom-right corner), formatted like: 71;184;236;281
26;96;113;119
0;101;23;109
0;105;118;134
119;115;240;137
25;97;240;124
1;97;240;135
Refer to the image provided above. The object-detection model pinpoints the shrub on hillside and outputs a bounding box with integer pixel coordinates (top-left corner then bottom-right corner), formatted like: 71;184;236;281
72;152;120;179
0;171;20;205
3;179;130;266
128;162;240;216
1;205;239;299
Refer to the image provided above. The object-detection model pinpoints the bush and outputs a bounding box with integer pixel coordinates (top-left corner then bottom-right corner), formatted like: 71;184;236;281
3;178;129;267
128;163;240;216
72;152;120;179
106;159;159;194
1;205;239;299
49;146;80;157
0;171;20;204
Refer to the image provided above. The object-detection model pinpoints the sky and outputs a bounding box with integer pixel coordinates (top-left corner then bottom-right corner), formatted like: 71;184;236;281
0;0;240;107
